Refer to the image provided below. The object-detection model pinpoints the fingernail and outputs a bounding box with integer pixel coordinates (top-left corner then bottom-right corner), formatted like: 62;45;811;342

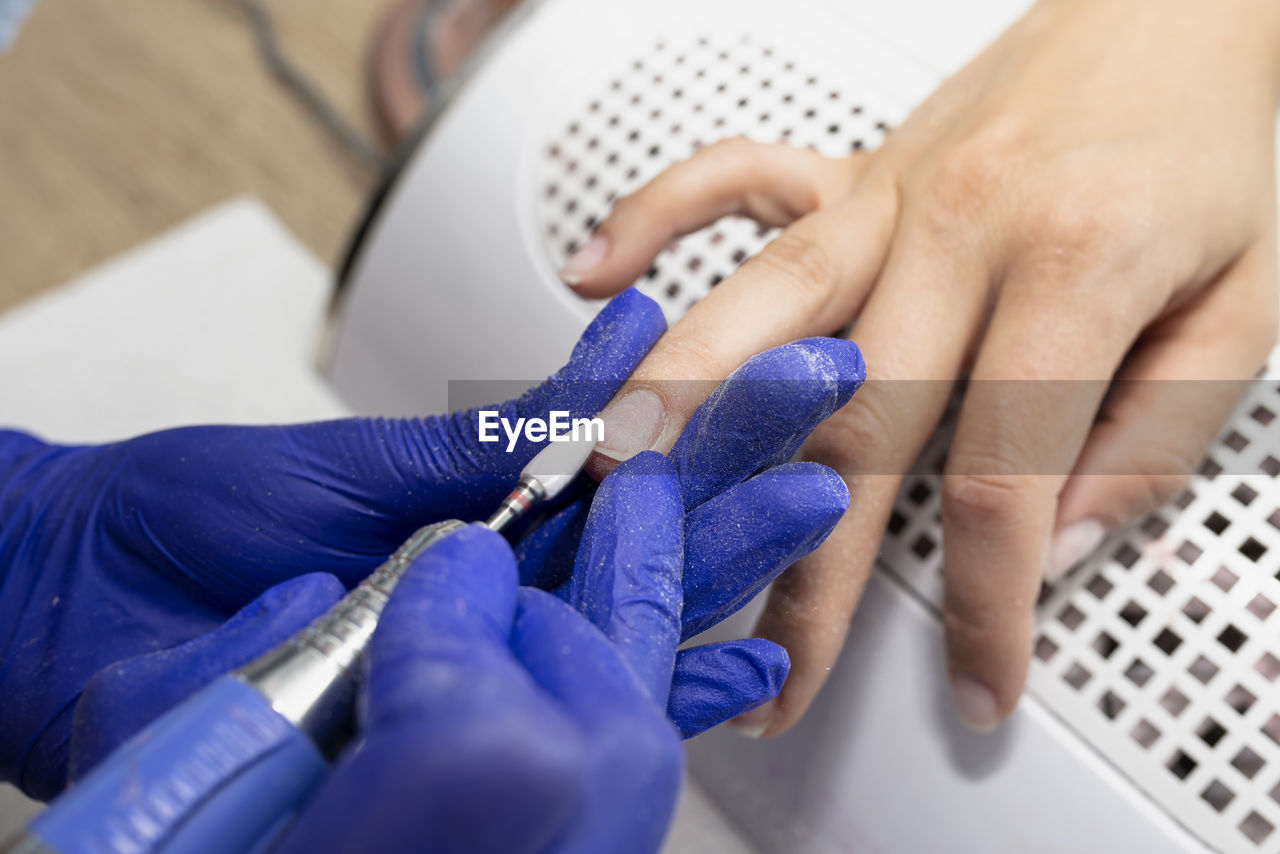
728;700;775;739
951;676;999;733
560;234;609;285
595;389;666;462
1048;519;1106;582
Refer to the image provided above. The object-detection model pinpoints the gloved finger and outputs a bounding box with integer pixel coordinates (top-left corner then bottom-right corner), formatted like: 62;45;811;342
65;573;344;787
512;588;682;854
681;462;848;640
940;271;1151;731
298;287;667;530
668;338;866;511
583;187;896;483
561;139;864;297
667;640;790;739
567;451;684;703
280;526;588;854
1051;242;1279;578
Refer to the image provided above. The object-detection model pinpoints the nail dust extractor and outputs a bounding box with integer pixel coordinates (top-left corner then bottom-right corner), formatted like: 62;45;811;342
326;1;1280;851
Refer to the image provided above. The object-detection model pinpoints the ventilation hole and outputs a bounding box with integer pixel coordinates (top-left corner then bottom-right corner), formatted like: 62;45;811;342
1092;631;1119;659
1189;655;1220;684
1176;540;1203;564
901;482;931;507
585;175;598;188
606;152;619;164
1154;628;1183;655
1130;718;1161;749
1226;684;1257;714
1247;593;1276;620
1120;600;1148;627
827;124;840;134
1223;430;1250;452
1231;746;1264;779
1240;537;1267;562
1183;596;1211;624
1161;687;1190;717
851;139;865;151
1250;404;1275;425
625;167;639;180
1098;690;1126;719
886;510;907;535
584;215;598;230
1125;658;1154;687
851;104;863;114
1085;574;1113;599
1201;780;1235;812
564;199;578;214
910;533;936;559
1262;714;1280;746
564;240;579;255
708;273;726;287
1212;566;1240;593
1233;483;1259;506
1240;811;1274;845
1255;652;1280;682
1167;749;1198;779
1262;455;1280;476
1217;624;1247;653
1114;542;1141;569
1268;509;1280;532
1147;569;1175;595
1034;635;1059;662
643;265;659;281
1174;489;1195;509
1200;458;1223;479
545;183;559;199
1142;516;1170;538
1197;716;1227;747
1204;511;1230;534
664;282;680;299
1057;603;1086;631
1063;662;1092;690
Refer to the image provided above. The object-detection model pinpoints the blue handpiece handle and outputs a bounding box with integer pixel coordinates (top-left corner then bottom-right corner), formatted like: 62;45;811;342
28;676;326;854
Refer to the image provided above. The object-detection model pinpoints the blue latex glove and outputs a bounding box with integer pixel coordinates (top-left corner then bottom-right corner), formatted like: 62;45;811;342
516;337;865;735
277;446;795;854
0;289;665;800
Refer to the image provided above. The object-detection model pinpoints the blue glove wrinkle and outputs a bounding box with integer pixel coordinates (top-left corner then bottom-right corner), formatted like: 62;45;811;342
680;462;849;640
512;589;682;854
66;572;344;783
669;338;864;511
566;452;683;704
667;640;790;739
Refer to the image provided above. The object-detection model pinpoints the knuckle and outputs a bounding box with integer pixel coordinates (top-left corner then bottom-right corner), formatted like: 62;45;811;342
804;386;902;476
941;471;1028;524
1020;197;1118;270
745;229;839;303
915;130;1017;227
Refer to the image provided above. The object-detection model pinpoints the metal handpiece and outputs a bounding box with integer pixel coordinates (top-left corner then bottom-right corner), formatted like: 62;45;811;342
235;519;465;754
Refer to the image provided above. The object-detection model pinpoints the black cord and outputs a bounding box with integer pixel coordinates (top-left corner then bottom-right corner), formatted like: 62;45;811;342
227;0;389;173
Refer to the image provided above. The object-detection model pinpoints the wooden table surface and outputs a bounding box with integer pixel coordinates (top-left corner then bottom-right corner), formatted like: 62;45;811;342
0;0;387;312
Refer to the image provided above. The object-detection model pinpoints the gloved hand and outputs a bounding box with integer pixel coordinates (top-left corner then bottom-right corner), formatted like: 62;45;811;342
0;289;665;800
278;437;846;854
517;337;865;735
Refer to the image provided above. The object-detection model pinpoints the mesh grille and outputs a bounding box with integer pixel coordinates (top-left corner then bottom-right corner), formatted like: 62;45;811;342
533;30;1280;853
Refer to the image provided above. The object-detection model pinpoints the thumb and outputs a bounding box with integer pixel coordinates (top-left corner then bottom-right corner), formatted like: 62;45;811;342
287;287;667;530
66;574;344;785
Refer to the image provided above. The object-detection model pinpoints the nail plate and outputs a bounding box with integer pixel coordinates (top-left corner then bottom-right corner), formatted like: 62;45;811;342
1048;519;1105;582
594;389;666;462
728;700;775;739
560;234;609;285
951;675;998;732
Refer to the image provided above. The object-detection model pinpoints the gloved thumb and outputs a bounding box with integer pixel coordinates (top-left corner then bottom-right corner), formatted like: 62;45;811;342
64;573;344;787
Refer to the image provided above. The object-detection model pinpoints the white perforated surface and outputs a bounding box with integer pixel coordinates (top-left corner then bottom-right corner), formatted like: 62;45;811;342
534;30;1280;854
